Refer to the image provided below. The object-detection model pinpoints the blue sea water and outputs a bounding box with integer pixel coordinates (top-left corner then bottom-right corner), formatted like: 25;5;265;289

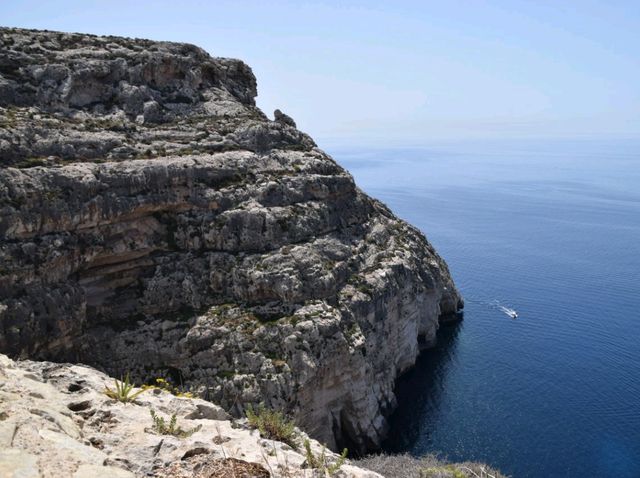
328;139;640;478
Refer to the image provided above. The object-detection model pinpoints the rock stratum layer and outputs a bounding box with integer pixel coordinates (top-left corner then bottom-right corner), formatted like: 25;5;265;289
0;27;463;454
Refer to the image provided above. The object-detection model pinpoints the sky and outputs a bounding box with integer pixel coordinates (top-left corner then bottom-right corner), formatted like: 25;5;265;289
2;0;639;145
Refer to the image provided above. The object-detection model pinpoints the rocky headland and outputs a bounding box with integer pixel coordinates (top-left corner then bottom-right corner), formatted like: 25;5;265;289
0;26;464;472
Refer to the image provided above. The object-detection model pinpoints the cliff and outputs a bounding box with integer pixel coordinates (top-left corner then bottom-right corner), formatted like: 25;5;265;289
0;27;463;454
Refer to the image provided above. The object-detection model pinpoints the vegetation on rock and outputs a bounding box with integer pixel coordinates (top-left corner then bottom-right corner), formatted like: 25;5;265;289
142;377;195;398
149;409;202;438
246;404;298;448
103;373;146;403
303;438;348;476
355;453;508;478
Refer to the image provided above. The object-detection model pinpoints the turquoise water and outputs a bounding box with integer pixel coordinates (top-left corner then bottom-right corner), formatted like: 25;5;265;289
329;140;640;478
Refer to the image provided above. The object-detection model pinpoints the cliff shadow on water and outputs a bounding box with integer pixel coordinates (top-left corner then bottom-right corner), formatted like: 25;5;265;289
382;319;463;453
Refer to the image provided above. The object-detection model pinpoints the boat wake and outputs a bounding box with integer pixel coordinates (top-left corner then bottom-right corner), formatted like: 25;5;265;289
485;299;519;318
460;296;519;319
498;305;518;319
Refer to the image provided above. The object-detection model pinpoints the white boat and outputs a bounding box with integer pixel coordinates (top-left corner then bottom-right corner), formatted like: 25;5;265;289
499;306;518;319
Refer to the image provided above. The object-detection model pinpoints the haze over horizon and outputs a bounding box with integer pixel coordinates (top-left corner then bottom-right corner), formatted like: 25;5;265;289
2;0;639;145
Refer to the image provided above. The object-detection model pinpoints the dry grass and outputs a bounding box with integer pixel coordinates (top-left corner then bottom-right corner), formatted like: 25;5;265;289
354;453;508;478
154;455;270;478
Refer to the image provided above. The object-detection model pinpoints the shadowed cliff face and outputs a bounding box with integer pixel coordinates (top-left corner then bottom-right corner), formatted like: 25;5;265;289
0;27;462;453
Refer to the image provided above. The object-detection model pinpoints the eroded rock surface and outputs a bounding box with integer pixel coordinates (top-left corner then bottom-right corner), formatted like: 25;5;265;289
0;353;380;477
0;27;462;453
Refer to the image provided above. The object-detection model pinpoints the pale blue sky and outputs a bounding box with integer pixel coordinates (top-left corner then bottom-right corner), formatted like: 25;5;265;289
2;0;639;145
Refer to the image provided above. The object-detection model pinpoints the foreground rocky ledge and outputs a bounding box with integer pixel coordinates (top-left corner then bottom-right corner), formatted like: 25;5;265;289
0;355;507;478
0;353;380;477
0;27;463;453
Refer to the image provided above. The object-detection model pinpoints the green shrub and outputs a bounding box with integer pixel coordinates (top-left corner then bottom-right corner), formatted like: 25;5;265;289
103;374;146;403
149;409;202;438
303;439;348;476
15;157;47;168
245;404;297;448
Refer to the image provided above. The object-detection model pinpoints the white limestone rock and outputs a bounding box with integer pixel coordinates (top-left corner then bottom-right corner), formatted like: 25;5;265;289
0;354;381;477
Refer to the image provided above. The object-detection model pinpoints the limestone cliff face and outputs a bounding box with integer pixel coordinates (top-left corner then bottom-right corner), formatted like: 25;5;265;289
0;27;463;453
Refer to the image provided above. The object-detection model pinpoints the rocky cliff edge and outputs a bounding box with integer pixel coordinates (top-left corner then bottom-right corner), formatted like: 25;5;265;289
0;353;381;477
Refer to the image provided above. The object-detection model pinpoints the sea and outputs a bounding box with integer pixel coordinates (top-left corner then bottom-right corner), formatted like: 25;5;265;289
328;139;640;478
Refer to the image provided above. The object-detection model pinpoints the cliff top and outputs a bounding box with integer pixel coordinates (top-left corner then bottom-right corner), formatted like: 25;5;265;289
0;26;318;167
0;26;256;112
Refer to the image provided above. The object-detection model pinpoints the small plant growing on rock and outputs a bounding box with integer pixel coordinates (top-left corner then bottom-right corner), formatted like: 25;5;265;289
303;439;348;476
103;373;146;403
149;409;202;438
142;377;195;398
246;404;297;448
